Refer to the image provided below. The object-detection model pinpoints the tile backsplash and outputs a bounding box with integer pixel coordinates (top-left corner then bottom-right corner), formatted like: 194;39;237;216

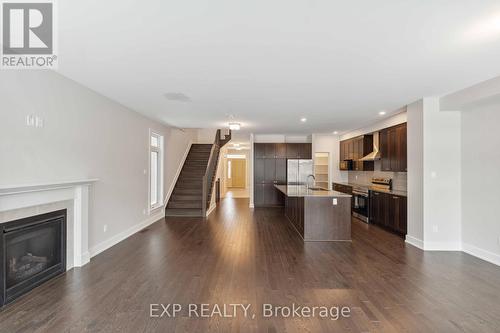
347;161;407;192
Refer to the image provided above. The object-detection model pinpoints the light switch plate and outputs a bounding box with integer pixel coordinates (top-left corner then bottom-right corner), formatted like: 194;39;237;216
26;114;35;127
433;225;439;233
35;116;44;128
332;198;338;205
35;117;43;128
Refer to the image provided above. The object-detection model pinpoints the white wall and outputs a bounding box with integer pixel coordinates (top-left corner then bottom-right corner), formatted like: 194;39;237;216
196;128;217;143
340;108;407;141
311;134;347;184
0;70;196;254
406;100;424;247
249;134;255;207
253;134;312;143
405;98;462;250
461;104;500;264
422;97;462;250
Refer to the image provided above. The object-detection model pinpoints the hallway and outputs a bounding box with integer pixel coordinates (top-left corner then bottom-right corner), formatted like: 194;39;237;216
0;198;499;332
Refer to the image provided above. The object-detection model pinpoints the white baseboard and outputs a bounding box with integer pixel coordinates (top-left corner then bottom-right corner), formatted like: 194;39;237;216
206;203;217;217
164;140;192;207
463;243;500;267
89;209;165;258
423;241;462;251
406;236;500;267
406;235;462;251
81;251;90;265
405;235;424;249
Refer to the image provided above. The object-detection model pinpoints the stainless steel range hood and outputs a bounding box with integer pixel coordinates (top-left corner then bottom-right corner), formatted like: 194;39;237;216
359;132;381;161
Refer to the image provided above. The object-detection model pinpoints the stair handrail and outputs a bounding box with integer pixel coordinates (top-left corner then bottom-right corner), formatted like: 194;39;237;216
202;129;221;217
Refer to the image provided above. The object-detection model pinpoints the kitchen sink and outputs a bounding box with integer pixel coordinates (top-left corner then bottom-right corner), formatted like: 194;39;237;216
307;187;327;191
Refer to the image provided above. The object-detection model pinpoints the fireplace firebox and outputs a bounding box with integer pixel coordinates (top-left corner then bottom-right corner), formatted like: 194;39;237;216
1;210;66;307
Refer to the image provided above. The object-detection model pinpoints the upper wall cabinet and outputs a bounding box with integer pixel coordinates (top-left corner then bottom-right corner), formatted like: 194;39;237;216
255;143;312;159
339;135;374;171
286;143;312;159
380;123;407;172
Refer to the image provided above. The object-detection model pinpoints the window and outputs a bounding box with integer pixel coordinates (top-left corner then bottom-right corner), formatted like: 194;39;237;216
227;160;232;179
150;131;163;210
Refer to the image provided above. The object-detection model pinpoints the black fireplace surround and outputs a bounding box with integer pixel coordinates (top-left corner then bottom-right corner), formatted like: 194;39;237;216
1;209;66;307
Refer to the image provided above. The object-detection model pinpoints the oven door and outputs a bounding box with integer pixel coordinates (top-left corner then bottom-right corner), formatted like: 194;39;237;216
352;190;369;223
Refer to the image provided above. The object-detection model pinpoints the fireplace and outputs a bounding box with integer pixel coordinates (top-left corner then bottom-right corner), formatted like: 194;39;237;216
1;210;66;307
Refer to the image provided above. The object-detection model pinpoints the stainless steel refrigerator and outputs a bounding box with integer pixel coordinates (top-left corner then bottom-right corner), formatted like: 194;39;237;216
287;159;314;185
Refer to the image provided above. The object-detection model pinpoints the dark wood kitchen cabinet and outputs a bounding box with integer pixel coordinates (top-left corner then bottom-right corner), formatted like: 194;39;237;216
264;143;276;158
275;158;287;183
380;123;407;172
284;196;305;236
299;143;312;159
339;135;374;171
389;194;407;235
340;141;346;162
369;191;407;236
254;183;281;206
286;143;312;159
332;183;353;195
275;143;287;158
254;158;265;183
264;158;276;182
369;191;387;227
254;142;311;206
254;143;265;158
286;143;299;158
254;143;288;207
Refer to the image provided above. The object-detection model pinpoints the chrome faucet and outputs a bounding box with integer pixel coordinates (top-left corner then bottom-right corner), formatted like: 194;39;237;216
306;174;316;189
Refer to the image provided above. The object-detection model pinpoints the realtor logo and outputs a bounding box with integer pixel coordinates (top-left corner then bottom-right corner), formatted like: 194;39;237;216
1;0;57;69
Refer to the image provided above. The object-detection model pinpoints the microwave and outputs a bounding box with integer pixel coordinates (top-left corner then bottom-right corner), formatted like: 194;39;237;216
340;159;353;171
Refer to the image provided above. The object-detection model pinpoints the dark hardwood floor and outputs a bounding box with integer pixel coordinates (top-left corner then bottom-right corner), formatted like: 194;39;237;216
1;198;500;332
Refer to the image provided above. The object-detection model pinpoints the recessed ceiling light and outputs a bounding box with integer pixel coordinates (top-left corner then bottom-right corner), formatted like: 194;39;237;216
300;117;307;122
378;111;386;116
333;131;339;135
229;122;241;130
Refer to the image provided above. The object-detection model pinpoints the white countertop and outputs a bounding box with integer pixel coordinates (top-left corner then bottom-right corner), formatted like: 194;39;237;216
275;185;351;198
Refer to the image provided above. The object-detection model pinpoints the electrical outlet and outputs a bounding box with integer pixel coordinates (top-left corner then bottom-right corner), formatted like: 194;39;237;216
103;224;108;233
432;225;439;233
332;198;338;205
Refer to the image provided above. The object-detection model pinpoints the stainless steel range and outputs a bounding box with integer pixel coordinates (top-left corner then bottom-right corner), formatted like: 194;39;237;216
352;184;369;223
351;177;392;223
370;177;392;192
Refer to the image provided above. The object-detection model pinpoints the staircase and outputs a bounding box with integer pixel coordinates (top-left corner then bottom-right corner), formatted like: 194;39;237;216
165;130;231;217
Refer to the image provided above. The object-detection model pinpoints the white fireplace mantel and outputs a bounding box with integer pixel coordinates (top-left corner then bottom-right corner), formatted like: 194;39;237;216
0;179;98;269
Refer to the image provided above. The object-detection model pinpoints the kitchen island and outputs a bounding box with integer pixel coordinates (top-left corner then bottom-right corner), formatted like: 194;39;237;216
274;185;352;241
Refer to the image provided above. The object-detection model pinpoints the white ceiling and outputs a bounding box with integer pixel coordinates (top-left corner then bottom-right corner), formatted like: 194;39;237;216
58;0;500;134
